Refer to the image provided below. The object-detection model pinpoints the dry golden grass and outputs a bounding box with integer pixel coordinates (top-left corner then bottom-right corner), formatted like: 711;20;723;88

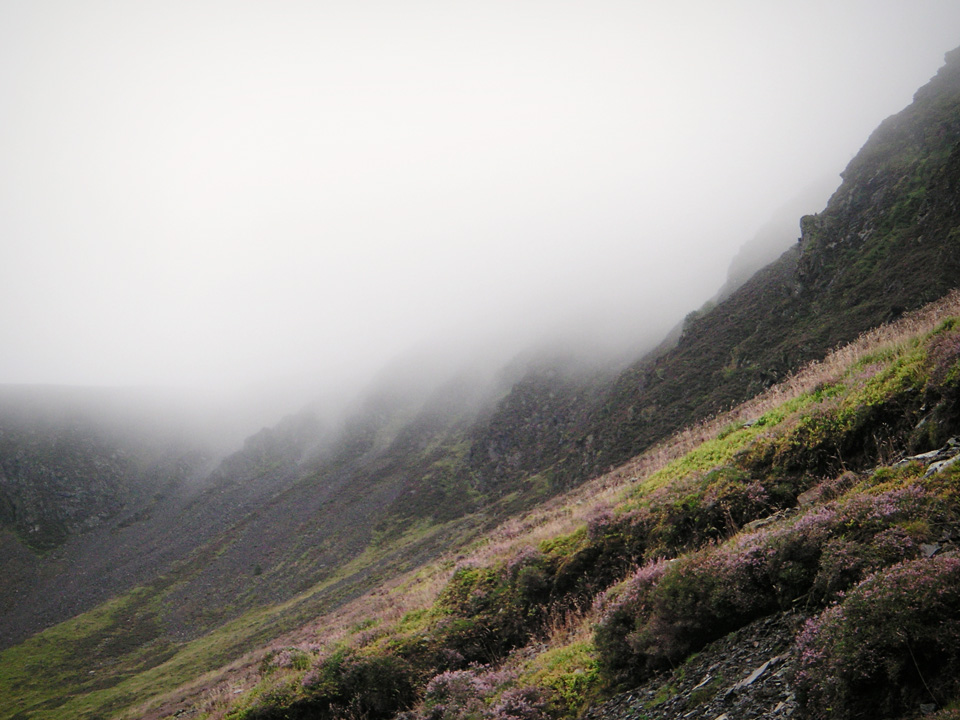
431;290;960;573
538;600;597;647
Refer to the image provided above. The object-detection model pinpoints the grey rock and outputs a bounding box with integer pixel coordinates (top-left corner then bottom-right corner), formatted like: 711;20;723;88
925;454;960;477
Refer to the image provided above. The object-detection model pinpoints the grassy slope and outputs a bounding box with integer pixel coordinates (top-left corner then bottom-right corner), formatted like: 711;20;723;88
5;292;959;720
41;290;952;720
3;298;958;720
0;421;560;720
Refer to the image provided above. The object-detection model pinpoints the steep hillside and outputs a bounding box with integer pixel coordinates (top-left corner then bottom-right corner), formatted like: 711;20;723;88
126;290;960;720
0;379;461;647
469;46;960;490
593;46;960;461
4;43;960;720
0;386;214;552
0;387;219;646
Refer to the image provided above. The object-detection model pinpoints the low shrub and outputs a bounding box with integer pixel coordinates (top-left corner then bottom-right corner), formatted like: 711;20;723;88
238;650;417;720
628;537;777;671
549;524;640;603
593;559;670;684
809;527;920;602
431;563;534;664
419;668;494;720
795;556;960;719
492;686;551;720
594;485;941;687
635;466;787;557
410;666;550;720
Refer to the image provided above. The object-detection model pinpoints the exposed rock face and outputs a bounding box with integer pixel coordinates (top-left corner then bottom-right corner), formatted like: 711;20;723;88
467;362;612;493
0;425;129;549
0;392;210;551
797;45;960;303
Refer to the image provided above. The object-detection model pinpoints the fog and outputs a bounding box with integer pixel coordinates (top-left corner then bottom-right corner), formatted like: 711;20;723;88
3;1;960;430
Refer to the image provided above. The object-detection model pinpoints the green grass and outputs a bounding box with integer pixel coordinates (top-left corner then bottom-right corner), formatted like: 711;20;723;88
0;513;477;720
630;391;824;498
519;640;601;718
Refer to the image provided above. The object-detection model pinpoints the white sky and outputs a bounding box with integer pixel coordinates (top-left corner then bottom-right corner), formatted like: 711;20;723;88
2;1;960;399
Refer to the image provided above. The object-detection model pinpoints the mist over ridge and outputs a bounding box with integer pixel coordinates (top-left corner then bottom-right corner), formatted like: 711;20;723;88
3;2;960;434
6;24;960;719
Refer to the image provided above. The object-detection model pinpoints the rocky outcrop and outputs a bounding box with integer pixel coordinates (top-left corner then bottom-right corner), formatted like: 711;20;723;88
0;411;203;551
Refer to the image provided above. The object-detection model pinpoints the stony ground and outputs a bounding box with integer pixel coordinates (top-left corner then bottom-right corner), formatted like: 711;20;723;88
583;611;808;720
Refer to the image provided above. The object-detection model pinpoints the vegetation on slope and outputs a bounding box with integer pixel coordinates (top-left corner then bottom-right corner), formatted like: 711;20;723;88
98;291;960;720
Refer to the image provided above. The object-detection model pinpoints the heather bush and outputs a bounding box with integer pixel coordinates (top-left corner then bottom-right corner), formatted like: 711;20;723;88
636;465;786;556
335;654;418;718
432;564;533;664
239;649;417;720
629;536;778;670
426;544;601;668
594;485;941;687
549;520;640;602
595;524;817;685
420;668;492;720
412;666;550;720
768;484;934;604
593;559;670;683
795;556;960;719
491;686;551;720
543;467;790;609
832;484;931;541
809;528;920;602
508;547;551;604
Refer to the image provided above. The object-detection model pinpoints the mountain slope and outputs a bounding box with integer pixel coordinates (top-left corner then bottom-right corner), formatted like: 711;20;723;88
4;43;960;720
139;44;960;720
136;289;960;720
589;46;960;464
468;46;960;491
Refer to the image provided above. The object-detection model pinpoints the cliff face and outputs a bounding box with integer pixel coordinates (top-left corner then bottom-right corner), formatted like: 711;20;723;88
799;46;960;295
0;387;212;552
